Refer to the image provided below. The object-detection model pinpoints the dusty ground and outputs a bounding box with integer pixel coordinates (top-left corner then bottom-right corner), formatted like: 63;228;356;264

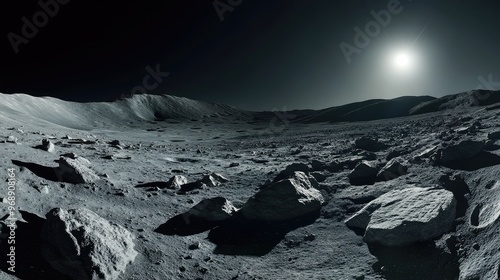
0;100;499;279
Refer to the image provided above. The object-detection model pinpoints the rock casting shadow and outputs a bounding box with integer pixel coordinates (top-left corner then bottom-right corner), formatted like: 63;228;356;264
135;181;171;189
11;160;60;182
154;214;219;236
441;152;500;171
368;242;459;280
208;210;321;256
0;211;71;280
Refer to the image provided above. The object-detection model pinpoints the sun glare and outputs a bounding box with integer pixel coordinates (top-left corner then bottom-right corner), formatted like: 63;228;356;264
393;50;413;70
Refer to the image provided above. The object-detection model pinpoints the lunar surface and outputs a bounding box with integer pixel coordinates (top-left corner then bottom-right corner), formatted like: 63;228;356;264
0;91;499;280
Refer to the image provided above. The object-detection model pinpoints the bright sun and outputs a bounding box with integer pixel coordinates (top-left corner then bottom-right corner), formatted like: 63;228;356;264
393;51;413;70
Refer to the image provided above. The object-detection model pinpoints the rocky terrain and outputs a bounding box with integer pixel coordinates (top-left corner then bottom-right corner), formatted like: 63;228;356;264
0;91;499;280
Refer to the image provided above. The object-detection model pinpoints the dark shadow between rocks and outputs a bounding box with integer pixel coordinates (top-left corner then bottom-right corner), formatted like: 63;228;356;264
134;181;170;189
207;210;321;256
349;177;376;186
11;160;60;182
441;152;500;171
154;214;220;236
484;144;500;152
368;242;459;280
0;211;71;280
439;174;471;218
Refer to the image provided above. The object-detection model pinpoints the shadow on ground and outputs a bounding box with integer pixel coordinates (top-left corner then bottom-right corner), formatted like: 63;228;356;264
154;214;219;236
0;211;71;280
135;181;171;189
11;160;60;182
155;210;321;256
208;210;320;256
369;241;459;280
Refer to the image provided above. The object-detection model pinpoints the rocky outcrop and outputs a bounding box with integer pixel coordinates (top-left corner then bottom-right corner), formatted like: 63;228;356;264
345;187;456;246
186;197;238;222
241;171;324;221
56;156;99;184
41;208;138;280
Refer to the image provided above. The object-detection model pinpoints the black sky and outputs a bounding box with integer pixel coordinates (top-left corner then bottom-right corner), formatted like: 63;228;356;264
1;0;499;110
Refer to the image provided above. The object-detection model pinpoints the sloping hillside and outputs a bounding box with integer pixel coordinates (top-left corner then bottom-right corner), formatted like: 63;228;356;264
0;93;251;129
409;90;500;115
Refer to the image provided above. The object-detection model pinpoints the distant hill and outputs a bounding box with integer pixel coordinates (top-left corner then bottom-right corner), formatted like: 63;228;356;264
0;93;251;129
252;96;436;123
1;90;499;129
409;90;500;115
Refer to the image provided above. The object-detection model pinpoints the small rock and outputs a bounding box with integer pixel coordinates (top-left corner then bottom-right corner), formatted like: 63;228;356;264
304;234;316;241
210;172;228;183
6;136;18;143
188;242;201;250
166;175;188;189
41;139;55;152
109;140;121;146
376;158;409;181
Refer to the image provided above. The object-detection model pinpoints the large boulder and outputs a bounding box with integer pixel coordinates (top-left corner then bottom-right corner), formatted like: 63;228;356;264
41;208;138;280
186;197;238;222
345;187;456;246
354;136;387;152
241;171;324;221
56;157;99;184
439;140;485;163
